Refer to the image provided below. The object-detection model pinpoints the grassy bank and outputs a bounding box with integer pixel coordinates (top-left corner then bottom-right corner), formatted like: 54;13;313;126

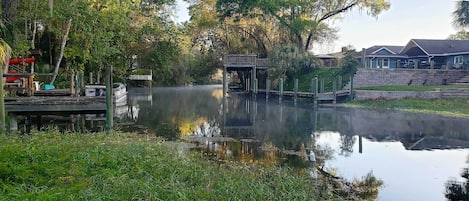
356;85;469;92
0;131;344;200
347;98;469;118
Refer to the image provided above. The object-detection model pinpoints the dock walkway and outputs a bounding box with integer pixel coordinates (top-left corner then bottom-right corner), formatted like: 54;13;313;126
5;96;106;113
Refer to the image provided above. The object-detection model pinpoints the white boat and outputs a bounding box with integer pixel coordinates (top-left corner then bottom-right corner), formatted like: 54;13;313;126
85;83;128;106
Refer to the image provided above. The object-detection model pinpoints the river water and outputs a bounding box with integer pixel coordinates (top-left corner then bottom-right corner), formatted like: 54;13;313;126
18;85;469;200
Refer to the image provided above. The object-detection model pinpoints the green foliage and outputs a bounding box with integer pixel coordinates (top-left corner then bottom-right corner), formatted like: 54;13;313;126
0;131;345;200
216;0;390;51
448;30;469;40
188;53;221;85
339;50;359;75
268;44;317;86
452;0;469;29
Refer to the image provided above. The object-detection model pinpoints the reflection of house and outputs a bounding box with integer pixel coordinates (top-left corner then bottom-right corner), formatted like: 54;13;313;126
357;46;406;68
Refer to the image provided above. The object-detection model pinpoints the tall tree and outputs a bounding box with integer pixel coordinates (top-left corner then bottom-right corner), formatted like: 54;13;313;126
216;0;390;52
453;0;469;29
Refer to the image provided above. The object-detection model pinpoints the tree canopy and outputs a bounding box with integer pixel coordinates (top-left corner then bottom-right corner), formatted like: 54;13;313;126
216;0;390;52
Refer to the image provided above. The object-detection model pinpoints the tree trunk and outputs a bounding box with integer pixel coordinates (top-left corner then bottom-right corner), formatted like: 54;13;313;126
50;19;72;85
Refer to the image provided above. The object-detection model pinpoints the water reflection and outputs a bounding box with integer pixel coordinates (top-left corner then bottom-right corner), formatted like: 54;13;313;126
133;86;469;201
19;86;469;200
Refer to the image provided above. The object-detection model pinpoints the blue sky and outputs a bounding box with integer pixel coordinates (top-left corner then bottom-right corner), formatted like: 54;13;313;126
175;0;460;53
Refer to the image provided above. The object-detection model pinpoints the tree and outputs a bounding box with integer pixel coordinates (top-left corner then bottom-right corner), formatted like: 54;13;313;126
446;168;469;200
268;43;317;86
453;0;469;29
216;0;390;52
448;31;469;40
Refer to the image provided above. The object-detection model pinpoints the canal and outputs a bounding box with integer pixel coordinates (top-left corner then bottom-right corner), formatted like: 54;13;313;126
15;85;469;201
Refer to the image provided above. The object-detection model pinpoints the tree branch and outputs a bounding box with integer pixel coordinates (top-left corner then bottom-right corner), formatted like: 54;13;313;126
318;1;358;23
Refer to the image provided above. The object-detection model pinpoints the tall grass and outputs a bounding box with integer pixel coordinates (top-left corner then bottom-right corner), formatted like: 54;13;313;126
0;131;343;200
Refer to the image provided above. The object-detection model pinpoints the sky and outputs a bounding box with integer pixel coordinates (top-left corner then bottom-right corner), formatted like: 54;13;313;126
175;0;461;54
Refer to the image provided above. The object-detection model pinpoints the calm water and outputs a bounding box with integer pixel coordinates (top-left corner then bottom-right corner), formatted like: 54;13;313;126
16;85;469;200
131;85;469;201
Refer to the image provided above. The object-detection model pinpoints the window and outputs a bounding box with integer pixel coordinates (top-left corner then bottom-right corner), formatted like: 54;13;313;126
454;56;464;64
378;58;390;68
383;59;389;68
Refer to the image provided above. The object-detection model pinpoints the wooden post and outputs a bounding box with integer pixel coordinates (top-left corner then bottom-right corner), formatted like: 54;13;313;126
252;66;256;93
430;60;434;69
294;78;298;103
222;66;227;96
75;73;79;97
279;78;284;102
246;78;250;93
333;78;337;104
70;71;75;95
359;135;363;154
105;65;113;133
266;79;271;99
89;72;93;84
254;78;258;94
0;67;5;134
349;75;354;101
312;77;318;106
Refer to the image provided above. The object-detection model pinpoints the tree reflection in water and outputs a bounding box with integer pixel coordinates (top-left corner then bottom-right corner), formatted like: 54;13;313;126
446;155;469;201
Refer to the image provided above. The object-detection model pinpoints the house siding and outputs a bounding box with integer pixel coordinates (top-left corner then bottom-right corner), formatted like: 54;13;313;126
367;58;402;68
444;54;469;69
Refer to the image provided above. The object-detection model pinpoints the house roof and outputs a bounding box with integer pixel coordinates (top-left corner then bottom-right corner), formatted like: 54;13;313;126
400;39;469;56
356;45;405;58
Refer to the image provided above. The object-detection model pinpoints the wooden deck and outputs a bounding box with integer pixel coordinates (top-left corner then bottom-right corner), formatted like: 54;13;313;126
5;96;106;113
257;89;352;102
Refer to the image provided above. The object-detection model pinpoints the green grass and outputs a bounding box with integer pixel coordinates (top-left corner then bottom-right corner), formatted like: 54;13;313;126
0;131;344;201
356;85;469;92
347;98;469;118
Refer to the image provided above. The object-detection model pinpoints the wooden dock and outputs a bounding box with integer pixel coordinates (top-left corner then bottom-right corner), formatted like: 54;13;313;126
5;96;106;114
257;89;352;102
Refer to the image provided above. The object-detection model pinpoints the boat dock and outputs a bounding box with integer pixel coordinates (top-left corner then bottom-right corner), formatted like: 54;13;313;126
5;96;106;114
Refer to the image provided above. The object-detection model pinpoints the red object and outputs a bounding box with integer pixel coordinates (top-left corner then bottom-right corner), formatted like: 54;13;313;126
5;71;20;82
9;57;35;65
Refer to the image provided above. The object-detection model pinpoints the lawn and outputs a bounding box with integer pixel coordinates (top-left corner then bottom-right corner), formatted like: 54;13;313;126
0;131;350;201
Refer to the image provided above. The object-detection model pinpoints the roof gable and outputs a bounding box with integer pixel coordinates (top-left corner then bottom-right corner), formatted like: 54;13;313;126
401;39;469;56
359;46;404;57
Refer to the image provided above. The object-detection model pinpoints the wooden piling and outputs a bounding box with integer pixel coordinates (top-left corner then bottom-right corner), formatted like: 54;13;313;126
266;79;271;99
105;65;113;133
254;78;258;94
349;75;354;101
312;77;318;106
279;78;284;102
222;66;227;95
333;78;337;104
70;71;75;96
294;79;298;103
